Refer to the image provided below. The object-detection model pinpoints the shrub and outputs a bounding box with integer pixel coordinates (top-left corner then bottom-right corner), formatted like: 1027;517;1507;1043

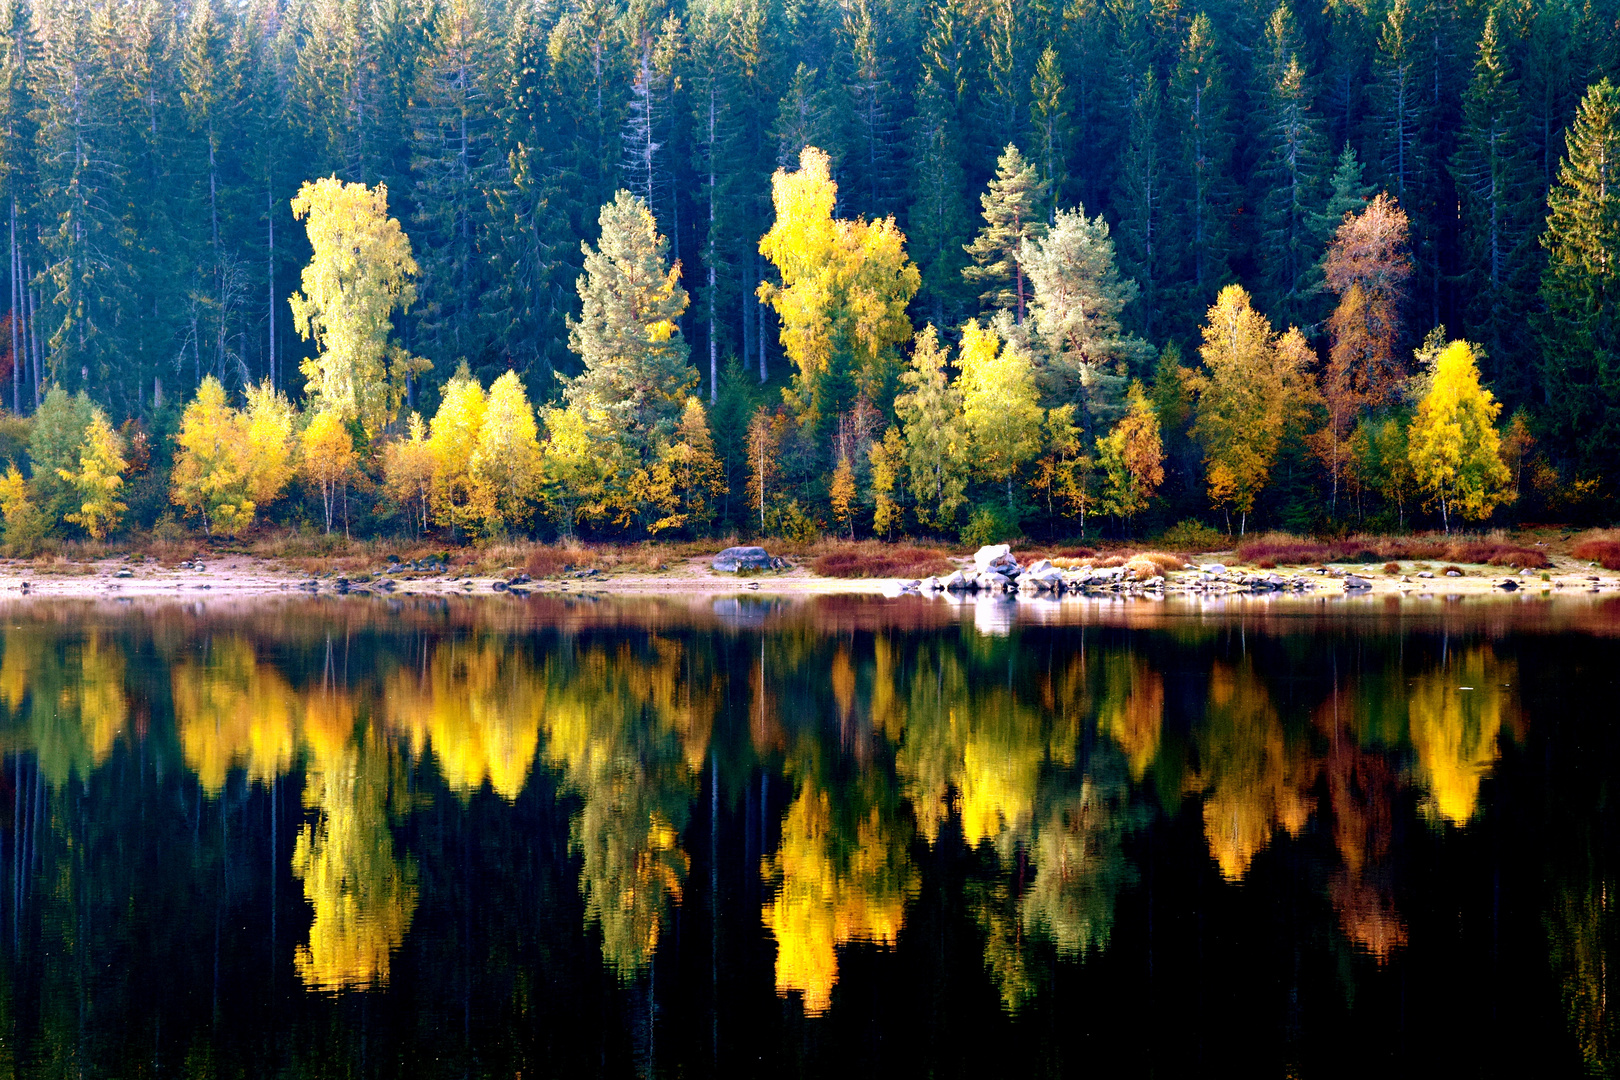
1235;532;1550;569
1157;518;1227;552
1572;534;1620;570
960;503;1020;548
1134;551;1186;574
812;544;954;579
1383;562;1401;575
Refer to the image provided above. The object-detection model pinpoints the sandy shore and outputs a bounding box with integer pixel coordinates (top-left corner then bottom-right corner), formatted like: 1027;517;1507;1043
0;551;1616;600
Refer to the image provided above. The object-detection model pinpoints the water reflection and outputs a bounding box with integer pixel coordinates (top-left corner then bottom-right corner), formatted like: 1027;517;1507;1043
0;595;1610;1076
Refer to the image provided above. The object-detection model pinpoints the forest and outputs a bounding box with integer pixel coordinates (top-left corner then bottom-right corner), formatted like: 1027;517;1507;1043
0;0;1617;544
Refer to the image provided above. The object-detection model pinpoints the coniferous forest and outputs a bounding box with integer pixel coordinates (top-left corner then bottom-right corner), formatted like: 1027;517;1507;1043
1;0;1619;545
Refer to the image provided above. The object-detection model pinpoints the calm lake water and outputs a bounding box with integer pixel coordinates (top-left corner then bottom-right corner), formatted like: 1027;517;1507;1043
0;593;1616;1078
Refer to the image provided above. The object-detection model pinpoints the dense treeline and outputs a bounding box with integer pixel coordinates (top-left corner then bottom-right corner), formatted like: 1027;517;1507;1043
0;0;1618;542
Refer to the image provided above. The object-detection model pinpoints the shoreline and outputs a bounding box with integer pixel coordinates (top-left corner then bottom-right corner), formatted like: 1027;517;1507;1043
2;552;1618;601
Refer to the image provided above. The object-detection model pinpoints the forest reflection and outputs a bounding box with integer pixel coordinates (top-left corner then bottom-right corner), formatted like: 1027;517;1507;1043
0;596;1607;1073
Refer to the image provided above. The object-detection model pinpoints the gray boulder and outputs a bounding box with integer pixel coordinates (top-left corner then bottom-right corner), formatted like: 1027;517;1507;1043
943;569;969;591
713;546;773;572
974;544;1019;574
1344;575;1373;590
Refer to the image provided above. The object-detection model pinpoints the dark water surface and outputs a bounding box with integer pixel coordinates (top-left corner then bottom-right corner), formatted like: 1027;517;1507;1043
0;593;1616;1078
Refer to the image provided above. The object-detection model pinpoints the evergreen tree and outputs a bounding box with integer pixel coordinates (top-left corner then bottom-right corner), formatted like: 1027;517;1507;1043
1449;8;1539;404
963;144;1048;321
410;0;502;378
565;189;696;452
1114;70;1168;340
1168;13;1234;309
1537;78;1620;469
1255;4;1326;326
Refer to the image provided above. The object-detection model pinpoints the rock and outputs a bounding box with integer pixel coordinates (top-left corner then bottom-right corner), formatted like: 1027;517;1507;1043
973;544;1019;574
1024;558;1054;576
899;579;922;592
942;570;969;591
1203;563;1227;575
1344;575;1373;590
1445;568;1463;577
380;579;397;592
712;545;773;572
492;579;510;592
920;576;942;592
1418;571;1434;579
979;571;1010;591
573;568;600;578
335;577;351;594
1031;569;1063;590
513;572;532;584
114;568;133;578
1497;579;1519;591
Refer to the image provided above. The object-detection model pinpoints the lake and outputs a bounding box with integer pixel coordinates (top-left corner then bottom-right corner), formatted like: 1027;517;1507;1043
0;593;1615;1077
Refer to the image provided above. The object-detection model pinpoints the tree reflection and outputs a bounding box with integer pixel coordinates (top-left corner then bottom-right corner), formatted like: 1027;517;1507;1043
1185;660;1315;882
1407;646;1517;825
539;638;714;979
0;628;128;787
172;636;297;794
385;636;545;800
291;686;419;992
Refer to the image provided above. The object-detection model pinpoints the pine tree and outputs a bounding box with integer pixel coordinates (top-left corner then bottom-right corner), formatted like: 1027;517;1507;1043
1028;45;1068;213
1255;3;1326;326
963;144;1048;321
410;0;502;377
565;189;695;452
1537;78;1620;469
907;67;972;327
1114;70;1168;340
838;0;902;220
1021;207;1144;432
1168;13;1234;306
1449;9;1539;404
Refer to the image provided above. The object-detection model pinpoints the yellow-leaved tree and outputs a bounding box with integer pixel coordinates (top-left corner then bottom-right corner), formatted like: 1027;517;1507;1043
957;319;1043;512
383;414;435;535
426;368;488;537
758;146;920;425
1407;339;1512;531
58;409;128;539
0;465;45;554
289;177;429;439
868;426;907;538
243;380;299;512
1096;382;1164;530
540;405;618;538
171;376;254;534
171;378;297;535
640;397;726;536
1190;285;1316;533
302;410;359;535
469;371;543;535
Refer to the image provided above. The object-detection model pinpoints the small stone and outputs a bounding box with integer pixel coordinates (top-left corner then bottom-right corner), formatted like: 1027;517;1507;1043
114;568;133;578
1497;580;1519;591
1344;575;1373;590
1445;569;1462;577
1418;571;1434;579
492;579;510;592
920;576;942;592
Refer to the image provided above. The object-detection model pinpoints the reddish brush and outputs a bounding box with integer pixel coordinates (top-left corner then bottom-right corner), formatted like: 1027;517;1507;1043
1236;533;1549;569
1573;538;1620;570
813;546;954;579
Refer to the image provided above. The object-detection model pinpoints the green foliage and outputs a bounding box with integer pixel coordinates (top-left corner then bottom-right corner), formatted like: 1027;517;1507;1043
1156;518;1227;552
29;387;95;529
0;465;46;555
960;502;1020;548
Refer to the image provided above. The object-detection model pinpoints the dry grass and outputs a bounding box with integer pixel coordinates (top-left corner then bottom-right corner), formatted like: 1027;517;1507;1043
1235;532;1551;570
811;541;954;579
1383;562;1401;575
1572;531;1620;570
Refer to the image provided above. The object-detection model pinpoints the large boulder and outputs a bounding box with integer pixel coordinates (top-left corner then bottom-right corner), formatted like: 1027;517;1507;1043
974;544;1019;574
713;546;773;572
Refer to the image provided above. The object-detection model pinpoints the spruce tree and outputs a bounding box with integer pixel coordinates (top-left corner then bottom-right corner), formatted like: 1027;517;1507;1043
1537;78;1620;469
1168;13;1235;304
410;0;502;379
908;67;972;328
1449;8;1539;404
1255;4;1326;327
1115;69;1167;341
963;143;1048;321
564;190;696;452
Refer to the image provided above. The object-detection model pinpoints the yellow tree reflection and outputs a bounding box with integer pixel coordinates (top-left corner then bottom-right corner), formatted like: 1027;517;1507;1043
1407;647;1517;824
541;639;714;978
762;775;915;1016
291;686;418;991
1095;653;1164;781
1186;661;1316;881
1547;878;1618;1073
0;628;128;787
172;637;297;794
386;636;545;800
